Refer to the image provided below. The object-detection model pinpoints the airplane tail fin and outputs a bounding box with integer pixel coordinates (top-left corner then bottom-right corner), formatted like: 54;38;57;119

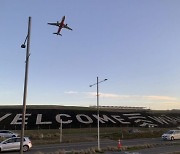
53;33;62;36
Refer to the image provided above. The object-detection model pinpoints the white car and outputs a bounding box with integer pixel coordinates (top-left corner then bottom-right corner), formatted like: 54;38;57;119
162;130;180;140
0;137;32;152
0;130;18;138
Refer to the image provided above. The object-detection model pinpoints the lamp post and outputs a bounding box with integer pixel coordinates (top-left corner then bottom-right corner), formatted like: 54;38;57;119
59;119;62;143
89;77;107;151
20;16;31;154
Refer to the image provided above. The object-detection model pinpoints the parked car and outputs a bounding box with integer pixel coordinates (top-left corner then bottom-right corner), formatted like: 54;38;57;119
0;137;32;152
162;130;180;140
0;130;18;138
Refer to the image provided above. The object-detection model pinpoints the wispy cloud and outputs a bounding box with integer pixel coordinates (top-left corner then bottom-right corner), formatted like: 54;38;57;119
143;95;177;101
64;91;79;94
103;94;177;101
64;91;177;102
63;91;180;110
149;101;180;110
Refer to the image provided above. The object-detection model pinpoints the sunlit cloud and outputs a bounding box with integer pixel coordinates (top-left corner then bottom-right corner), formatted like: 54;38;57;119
143;95;177;101
64;91;79;94
149;101;180;110
65;91;177;102
88;93;177;101
63;91;180;110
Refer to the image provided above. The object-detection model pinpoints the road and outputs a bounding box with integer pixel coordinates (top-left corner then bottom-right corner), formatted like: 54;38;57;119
2;138;180;153
106;145;180;154
134;145;180;154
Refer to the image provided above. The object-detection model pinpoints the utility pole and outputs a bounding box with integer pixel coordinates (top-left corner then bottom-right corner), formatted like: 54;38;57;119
20;16;31;154
97;77;100;151
60;119;62;143
89;77;107;151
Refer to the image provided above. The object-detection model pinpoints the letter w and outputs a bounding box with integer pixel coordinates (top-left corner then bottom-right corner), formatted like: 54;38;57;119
0;114;11;122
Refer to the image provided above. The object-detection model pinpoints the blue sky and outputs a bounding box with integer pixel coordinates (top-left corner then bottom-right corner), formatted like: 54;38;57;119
1;0;180;110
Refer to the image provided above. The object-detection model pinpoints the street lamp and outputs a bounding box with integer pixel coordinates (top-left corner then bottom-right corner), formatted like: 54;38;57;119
59;119;62;143
20;16;31;154
89;77;107;151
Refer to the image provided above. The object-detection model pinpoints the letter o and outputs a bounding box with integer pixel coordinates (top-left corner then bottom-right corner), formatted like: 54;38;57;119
76;114;93;124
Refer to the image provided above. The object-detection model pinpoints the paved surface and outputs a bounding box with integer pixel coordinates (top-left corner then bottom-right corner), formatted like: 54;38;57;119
134;145;180;154
1;138;180;153
105;145;180;154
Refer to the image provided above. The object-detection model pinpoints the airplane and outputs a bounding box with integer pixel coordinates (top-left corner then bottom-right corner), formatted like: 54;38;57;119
48;16;72;36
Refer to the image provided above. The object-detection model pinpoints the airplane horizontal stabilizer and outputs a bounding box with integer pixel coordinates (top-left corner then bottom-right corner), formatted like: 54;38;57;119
53;33;62;36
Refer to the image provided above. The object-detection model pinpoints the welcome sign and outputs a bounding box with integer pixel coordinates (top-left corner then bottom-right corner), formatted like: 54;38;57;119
0;108;179;130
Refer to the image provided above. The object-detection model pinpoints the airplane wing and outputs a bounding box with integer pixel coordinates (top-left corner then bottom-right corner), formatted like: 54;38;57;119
48;16;65;26
64;24;73;31
48;23;59;26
